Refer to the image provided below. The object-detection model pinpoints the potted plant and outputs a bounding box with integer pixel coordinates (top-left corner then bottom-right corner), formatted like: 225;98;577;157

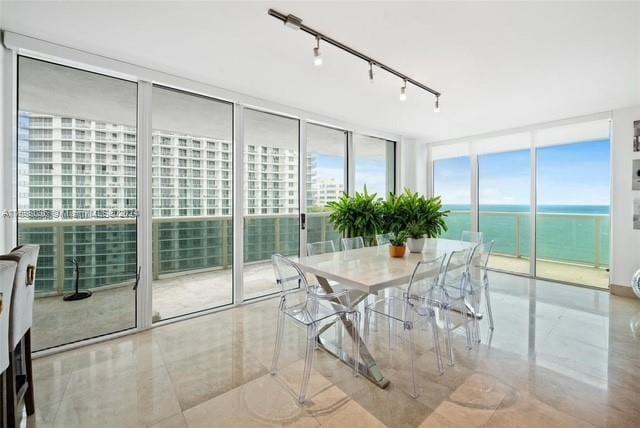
326;187;383;246
388;231;408;258
406;222;426;253
380;189;449;239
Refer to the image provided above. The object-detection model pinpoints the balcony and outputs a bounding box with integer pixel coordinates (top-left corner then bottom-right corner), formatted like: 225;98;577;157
20;213;340;350
441;210;609;288
22;209;609;351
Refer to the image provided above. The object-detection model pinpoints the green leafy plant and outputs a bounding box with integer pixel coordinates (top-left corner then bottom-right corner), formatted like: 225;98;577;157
389;231;408;247
326;187;383;246
380;189;449;238
405;222;425;239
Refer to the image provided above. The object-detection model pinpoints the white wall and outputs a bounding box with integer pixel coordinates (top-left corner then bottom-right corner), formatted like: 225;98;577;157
0;41;6;253
611;106;640;289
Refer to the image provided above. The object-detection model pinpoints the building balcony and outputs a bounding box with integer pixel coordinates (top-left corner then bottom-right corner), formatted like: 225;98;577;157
22;210;609;350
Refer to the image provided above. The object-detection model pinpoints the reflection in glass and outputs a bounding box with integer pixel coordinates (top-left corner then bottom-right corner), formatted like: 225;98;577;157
151;86;234;321
243;109;300;299
354;135;395;198
17;56;138;350
306;124;346;249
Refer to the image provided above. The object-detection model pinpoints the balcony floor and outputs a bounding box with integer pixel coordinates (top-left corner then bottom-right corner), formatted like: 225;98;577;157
33;257;608;351
33;262;277;351
489;254;609;289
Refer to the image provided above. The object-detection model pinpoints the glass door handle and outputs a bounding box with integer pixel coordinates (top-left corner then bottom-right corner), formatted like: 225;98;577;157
133;266;141;291
301;213;306;230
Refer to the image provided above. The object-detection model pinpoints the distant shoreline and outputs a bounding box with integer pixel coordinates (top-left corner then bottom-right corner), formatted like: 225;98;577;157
443;204;610;215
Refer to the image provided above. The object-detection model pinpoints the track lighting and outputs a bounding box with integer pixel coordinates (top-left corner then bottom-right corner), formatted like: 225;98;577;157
313;36;323;66
269;9;442;110
399;80;407;101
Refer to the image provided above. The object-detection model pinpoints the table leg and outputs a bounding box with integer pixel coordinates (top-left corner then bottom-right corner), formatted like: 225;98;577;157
315;276;390;389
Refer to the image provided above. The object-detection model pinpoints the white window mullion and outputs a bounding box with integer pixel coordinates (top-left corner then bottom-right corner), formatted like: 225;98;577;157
233;104;244;304
470;146;479;234
530;130;537;277
299;120;307;257
346;132;355;196
2;49;18;253
136;80;153;330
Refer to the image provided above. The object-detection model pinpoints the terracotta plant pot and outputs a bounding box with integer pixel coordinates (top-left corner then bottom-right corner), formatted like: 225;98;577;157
389;244;406;258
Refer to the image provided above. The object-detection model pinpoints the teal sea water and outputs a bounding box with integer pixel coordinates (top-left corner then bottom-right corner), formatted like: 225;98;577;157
440;204;610;267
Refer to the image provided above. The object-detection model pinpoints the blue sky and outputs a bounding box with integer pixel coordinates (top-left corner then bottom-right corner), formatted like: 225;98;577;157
314;154;388;197
433;140;610;206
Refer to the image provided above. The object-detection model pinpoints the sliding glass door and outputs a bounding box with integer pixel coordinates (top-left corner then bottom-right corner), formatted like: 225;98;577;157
243;109;300;299
430;119;611;289
354;135;395;198
151;86;234;322
479;150;531;275
306;124;346;248
433;156;472;240
17;57;138;350
536;140;611;288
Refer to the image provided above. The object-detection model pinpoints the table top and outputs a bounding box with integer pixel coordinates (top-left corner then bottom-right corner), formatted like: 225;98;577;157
296;238;472;294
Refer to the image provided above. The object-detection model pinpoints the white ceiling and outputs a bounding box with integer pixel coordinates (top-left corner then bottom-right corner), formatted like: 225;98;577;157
2;1;639;142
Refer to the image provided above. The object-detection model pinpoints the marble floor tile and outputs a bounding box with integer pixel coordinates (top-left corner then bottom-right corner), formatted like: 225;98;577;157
26;271;640;428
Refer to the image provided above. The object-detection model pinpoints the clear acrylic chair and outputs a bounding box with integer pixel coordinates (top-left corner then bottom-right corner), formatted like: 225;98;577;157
375;233;394;246
364;256;446;398
431;246;477;366
306;240;336;256
460;230;484;244
341;236;365;250
466;241;496;341
271;254;360;403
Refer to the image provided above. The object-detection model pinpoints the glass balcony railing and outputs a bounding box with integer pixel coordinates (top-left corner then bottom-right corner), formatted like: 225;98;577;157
19;212;340;298
442;210;609;268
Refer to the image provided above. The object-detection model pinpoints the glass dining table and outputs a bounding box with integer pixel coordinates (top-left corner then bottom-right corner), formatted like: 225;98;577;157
295;238;472;389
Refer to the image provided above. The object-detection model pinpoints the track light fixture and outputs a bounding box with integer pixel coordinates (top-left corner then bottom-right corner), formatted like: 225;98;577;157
313;36;323;66
269;9;442;109
434;96;440;113
399;80;407;101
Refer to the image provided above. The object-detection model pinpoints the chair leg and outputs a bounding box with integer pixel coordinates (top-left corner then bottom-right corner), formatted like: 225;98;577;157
462;303;473;350
271;310;285;374
407;320;418;399
351;312;360;377
485;287;495;331
443;308;455;366
299;324;317;403
5;349;17;428
430;316;444;374
24;330;35;416
336;317;343;359
363;308;371;346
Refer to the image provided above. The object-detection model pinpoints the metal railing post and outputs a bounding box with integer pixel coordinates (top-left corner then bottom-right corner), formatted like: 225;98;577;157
515;213;521;258
152;220;160;280
321;213;327;241
222;218;229;268
55;224;65;295
274;216;281;253
594;216;602;269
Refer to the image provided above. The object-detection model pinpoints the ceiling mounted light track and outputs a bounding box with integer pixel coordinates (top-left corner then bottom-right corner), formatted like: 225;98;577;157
269;9;442;108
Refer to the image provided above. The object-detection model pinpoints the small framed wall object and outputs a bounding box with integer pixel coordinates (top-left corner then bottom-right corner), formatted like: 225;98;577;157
634;198;640;230
634;120;640;152
634;159;640;191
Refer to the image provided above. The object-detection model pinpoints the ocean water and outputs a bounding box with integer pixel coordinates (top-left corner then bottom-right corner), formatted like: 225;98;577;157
440;204;610;267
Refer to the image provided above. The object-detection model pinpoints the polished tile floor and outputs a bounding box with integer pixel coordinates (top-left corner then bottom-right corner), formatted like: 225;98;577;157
32;258;608;350
27;272;639;427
